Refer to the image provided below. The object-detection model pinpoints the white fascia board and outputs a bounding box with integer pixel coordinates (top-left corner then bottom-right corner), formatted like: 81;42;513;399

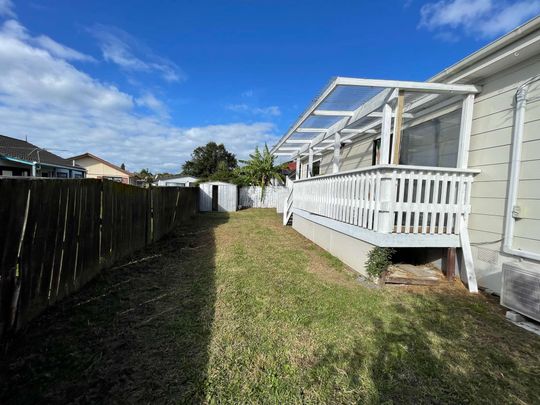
335;77;481;94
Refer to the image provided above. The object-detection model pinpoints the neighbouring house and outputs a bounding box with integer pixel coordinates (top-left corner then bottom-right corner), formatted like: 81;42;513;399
155;175;199;187
272;16;540;322
199;181;238;212
0;134;86;178
70;153;136;185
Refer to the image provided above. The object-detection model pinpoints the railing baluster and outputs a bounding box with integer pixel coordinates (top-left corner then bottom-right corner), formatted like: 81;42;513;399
421;172;431;234
413;172;422;233
404;171;414;234
439;173;448;235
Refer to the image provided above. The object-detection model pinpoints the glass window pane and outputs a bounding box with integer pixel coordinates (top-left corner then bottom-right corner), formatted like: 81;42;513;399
400;109;461;168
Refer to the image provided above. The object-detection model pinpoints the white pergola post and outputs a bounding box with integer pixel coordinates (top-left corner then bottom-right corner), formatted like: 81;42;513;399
295;156;301;180
457;94;475;169
308;145;314;178
378;172;395;233
379;103;393;164
332;131;341;173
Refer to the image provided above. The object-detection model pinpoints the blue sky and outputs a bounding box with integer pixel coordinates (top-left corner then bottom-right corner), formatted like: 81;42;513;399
0;0;538;172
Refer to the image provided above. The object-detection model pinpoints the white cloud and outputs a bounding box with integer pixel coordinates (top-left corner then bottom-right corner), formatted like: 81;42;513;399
419;0;540;39
0;20;278;172
226;103;281;117
90;24;186;83
34;35;96;62
0;0;15;18
135;92;169;117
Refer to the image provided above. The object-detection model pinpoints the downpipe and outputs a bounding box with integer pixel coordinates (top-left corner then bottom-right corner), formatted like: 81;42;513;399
502;77;540;262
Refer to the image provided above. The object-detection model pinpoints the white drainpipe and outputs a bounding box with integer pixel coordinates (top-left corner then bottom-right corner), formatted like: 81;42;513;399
503;76;540;262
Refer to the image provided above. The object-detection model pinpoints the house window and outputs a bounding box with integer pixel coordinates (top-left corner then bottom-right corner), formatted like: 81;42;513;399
1;170;13;176
312;160;321;176
104;176;123;182
56;172;68;178
400;109;461;168
372;134;393;165
73;173;83;179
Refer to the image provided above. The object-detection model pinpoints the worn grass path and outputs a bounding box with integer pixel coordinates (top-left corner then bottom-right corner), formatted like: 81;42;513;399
1;209;540;404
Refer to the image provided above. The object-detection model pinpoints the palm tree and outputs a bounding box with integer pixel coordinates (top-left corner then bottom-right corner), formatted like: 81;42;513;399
237;144;285;199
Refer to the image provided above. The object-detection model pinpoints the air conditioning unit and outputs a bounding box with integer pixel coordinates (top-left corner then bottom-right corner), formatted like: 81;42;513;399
501;262;540;323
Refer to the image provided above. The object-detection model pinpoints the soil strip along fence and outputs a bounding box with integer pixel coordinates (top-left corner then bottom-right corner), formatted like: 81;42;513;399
0;178;198;341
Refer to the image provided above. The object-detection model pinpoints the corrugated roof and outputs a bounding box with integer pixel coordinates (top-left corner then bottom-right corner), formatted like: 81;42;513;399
0;134;83;169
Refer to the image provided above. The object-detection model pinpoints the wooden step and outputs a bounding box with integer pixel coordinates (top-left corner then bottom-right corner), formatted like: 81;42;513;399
384;264;442;286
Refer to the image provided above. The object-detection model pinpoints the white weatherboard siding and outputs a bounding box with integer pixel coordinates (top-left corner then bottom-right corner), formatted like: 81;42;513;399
468;56;540;293
319;136;375;175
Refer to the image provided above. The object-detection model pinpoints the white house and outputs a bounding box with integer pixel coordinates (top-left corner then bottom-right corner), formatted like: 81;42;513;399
272;17;540;322
155;175;199;187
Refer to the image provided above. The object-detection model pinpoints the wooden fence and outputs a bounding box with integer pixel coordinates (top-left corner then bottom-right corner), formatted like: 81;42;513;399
0;179;198;340
239;186;288;212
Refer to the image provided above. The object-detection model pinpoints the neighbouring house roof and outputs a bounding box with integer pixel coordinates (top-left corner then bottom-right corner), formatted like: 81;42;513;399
157;175;198;182
69;152;134;177
0;134;85;170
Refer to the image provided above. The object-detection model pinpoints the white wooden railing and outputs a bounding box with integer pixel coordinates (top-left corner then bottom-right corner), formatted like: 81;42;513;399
292;165;479;235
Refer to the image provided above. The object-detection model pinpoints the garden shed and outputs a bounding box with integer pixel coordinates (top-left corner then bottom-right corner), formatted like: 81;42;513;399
199;181;238;212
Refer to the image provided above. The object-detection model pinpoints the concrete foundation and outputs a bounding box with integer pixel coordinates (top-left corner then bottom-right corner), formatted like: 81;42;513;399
293;214;374;277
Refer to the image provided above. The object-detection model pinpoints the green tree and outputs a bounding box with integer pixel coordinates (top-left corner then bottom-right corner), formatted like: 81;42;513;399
182;142;237;179
236;144;285;198
135;168;154;185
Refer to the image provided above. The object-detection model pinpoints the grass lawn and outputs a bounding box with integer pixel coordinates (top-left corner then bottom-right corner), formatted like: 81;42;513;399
1;209;539;404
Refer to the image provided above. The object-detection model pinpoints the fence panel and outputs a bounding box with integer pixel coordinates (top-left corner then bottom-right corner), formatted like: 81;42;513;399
0;179;198;341
239;186;288;210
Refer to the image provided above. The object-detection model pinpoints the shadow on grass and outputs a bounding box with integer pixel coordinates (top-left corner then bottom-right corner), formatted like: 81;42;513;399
0;212;228;404
310;289;540;404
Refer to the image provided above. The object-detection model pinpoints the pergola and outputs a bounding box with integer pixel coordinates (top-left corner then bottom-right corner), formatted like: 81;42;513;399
270;77;481;177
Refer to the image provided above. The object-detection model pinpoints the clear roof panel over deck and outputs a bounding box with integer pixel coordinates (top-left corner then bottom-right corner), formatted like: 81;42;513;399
270;77;480;158
318;85;384;111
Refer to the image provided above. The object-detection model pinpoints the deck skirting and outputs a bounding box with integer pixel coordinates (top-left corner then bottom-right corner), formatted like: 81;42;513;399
293;208;461;248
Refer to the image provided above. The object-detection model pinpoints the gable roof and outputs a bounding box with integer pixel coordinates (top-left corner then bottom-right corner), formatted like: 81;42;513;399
0;134;84;170
69;152;134;176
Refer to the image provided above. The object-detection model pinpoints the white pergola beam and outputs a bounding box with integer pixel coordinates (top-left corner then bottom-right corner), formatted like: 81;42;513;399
314;110;413;118
335;77;481;94
285;139;334;144
296;128;327;133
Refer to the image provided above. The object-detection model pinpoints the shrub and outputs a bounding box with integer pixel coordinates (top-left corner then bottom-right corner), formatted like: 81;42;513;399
366;247;395;279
